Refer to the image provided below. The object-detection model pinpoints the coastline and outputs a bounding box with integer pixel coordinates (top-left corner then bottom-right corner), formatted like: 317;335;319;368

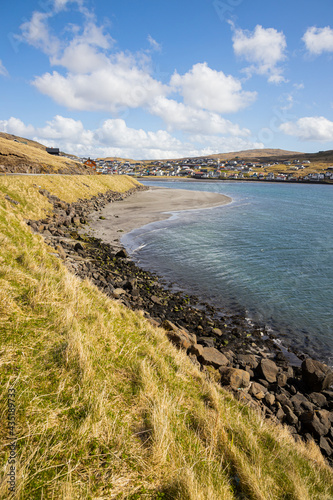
30;184;333;463
87;186;231;249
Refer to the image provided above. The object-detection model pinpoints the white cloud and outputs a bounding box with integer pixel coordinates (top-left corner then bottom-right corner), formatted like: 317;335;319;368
147;35;161;52
33;53;168;112
149;96;250;136
0;115;261;160
232;25;287;83
303;26;333;55
19;12;60;56
0;60;8;77
170;63;256;113
280;116;333;141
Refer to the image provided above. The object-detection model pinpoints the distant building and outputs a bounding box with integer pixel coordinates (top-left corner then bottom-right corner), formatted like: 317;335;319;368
46;147;60;155
84;158;97;170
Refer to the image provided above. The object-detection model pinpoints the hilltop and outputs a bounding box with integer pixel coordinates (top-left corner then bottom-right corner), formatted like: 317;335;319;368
0;133;90;174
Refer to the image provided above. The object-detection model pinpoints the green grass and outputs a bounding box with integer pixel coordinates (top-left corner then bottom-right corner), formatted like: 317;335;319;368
0;175;332;499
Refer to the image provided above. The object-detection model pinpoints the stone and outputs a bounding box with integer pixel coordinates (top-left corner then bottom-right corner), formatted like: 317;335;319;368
151;295;162;305
264;393;275;406
238;354;258;369
319;436;333;456
299;410;331;437
249;382;267;400
219;367;250;390
276;393;293;409
291;393;314;414
112;288;126;299
308;392;327;408
283;406;298;426
212;328;223;336
115;249;127;258
197;337;215;348
276;373;288;387
166;330;193;350
259;358;279;383
301;358;333;392
276;407;285;421
55;245;66;260
74;242;84;251
198;347;229;369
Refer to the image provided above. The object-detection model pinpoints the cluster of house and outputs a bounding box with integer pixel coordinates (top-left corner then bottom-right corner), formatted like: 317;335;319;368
63;154;333;183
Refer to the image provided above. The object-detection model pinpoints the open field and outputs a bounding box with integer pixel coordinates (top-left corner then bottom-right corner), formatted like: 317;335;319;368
0;175;332;499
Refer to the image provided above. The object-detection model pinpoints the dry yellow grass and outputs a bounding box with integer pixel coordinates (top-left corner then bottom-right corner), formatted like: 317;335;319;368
0;175;332;499
0;137;87;173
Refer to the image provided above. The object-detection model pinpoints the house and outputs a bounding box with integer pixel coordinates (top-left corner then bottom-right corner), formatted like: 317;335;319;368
46;147;60;155
84;158;97;170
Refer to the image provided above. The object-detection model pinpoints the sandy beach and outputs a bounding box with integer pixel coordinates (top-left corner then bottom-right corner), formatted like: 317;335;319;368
86;187;231;248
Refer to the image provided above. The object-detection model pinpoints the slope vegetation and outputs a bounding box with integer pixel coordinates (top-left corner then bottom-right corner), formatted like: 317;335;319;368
0;135;90;174
0;175;332;499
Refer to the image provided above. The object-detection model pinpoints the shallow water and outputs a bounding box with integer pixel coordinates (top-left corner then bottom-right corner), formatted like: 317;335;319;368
123;180;333;364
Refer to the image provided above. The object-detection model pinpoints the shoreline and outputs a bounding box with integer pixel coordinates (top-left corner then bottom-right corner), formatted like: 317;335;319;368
29;184;333;463
86;186;231;248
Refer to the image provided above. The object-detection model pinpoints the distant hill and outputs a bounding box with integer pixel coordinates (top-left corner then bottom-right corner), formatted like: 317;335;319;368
0;133;92;174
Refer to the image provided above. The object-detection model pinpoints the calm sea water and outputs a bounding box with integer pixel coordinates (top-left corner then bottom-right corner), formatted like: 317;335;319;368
123;180;333;364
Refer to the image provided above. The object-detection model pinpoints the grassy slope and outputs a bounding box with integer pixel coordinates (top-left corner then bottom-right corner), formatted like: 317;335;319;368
0;137;87;174
0;176;332;500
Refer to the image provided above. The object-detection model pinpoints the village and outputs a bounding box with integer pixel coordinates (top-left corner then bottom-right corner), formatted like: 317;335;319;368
76;155;333;183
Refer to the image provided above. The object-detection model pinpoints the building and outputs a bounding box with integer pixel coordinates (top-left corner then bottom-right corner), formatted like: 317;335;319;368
46;148;60;155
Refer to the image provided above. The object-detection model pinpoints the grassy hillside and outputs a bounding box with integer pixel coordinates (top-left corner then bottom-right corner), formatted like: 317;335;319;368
0;175;332;499
0;136;90;174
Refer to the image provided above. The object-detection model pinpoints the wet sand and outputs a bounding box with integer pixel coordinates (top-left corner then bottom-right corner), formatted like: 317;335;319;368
87;187;231;248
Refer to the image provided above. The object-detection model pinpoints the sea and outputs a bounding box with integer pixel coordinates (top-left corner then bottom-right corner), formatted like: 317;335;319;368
122;180;333;365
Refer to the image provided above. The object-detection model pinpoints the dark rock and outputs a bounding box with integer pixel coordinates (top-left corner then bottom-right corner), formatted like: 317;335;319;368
276;373;288;387
299;410;331;437
319;436;333;456
302;358;333;392
197;337;215;348
264;392;275;406
198;347;229;369
283;406;298;425
219;367;250;390
309;392;327;408
115;249;127;258
238;354;258;369
151;295;162;305
249;382;267;399
259;358;279;383
74;242;84;251
212;328;223;336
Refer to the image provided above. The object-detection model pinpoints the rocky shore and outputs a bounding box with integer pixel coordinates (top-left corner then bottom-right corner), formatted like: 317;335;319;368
26;186;333;465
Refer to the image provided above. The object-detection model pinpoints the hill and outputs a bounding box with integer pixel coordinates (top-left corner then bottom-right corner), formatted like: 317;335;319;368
0;133;91;174
0;174;332;499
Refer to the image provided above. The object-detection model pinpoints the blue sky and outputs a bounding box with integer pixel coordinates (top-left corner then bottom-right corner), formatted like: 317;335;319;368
0;0;333;159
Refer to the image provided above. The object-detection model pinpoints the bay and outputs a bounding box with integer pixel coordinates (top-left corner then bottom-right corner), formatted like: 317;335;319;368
123;180;333;364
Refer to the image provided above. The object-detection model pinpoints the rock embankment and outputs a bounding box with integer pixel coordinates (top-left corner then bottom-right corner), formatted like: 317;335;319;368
27;187;333;465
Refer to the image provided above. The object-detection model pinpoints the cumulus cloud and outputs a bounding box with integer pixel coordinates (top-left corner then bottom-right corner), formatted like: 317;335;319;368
0;115;261;160
303;26;333;55
0;60;8;77
33;54;168;112
0;117;35;136
149;96;250;136
170;63;256;113
19;12;60;56
280;116;333;141
232;25;287;83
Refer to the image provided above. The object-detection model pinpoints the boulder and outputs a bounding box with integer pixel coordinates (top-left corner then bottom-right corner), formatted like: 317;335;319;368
166;330;193;350
197;347;229;369
299;410;331;437
319;436;333;457
212;328;223;336
259;358;279;383
264;392;275;406
302;358;333;392
115;249;127;258
249;382;267;400
308;392;327;408
219;367;250;390
238;354;258;369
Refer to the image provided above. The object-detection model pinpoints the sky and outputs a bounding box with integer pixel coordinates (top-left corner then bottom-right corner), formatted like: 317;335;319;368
0;0;333;160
